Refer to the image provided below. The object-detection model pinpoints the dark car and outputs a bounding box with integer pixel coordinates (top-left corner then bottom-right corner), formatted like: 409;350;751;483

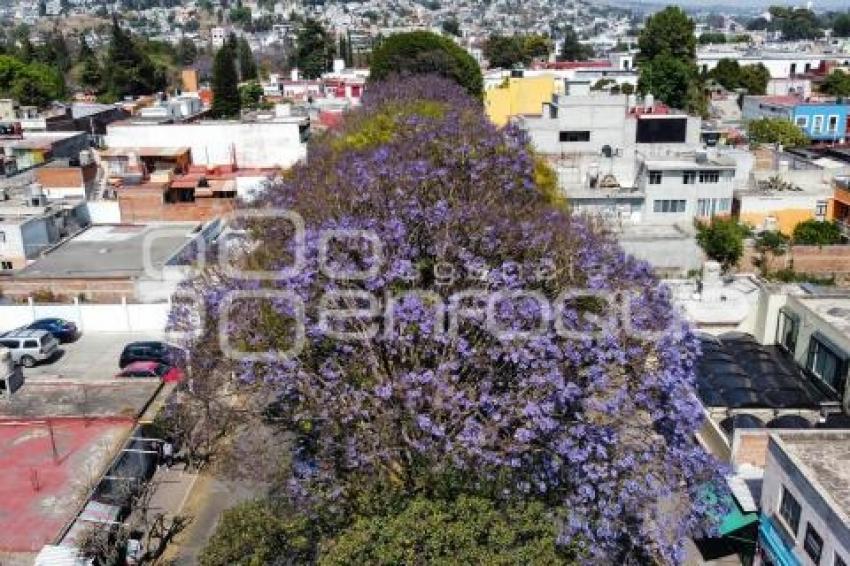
119;341;183;369
25;318;79;343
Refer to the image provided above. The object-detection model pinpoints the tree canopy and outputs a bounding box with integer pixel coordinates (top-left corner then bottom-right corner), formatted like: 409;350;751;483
369;32;482;97
637;7;703;113
211;44;240;118
0;55;65;107
748;117;809;147
709;59;769;95
792;220;843;246
290;18;334;79
697;219;748;271
821;70;850;97
179;75;725;564
558;26;593;62
638;6;696;64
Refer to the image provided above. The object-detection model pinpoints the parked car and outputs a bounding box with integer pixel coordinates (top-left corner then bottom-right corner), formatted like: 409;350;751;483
24;318;79;343
119;341;183;369
116;361;184;383
0;329;60;367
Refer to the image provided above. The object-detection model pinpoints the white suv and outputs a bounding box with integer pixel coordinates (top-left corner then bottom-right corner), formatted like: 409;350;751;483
0;329;59;367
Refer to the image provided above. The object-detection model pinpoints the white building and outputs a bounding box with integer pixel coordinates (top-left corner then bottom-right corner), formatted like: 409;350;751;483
104;115;309;169
697;49;850;79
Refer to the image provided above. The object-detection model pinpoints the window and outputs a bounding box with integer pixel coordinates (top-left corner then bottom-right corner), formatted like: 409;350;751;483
813;115;825;133
807;335;847;393
816;200;828;218
779;487;801;536
697;198;733;217
653;199;686;213
776;309;799;354
0;261;11;270
0;340;17;349
796;116;809;128
0;230;5;243
699;170;720;183
683;171;697;184
648;171;662;185
23;340;37;349
803;523;824;564
829;115;840;133
559;131;590;142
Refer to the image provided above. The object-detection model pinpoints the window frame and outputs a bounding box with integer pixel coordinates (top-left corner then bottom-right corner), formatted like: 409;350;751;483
828;114;840;134
795;115;809;128
803;523;824;564
776;309;799;355
813;115;825;134
559;130;591;143
683;171;697;185
806;335;847;394
648;171;662;185
698;170;721;184
779;486;802;537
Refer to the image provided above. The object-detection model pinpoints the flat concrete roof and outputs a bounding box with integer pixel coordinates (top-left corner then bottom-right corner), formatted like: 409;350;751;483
0;381;161;419
776;431;850;525
798;297;850;336
17;223;200;279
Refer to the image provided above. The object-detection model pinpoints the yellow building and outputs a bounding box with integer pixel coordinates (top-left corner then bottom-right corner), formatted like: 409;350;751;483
734;170;834;234
485;75;555;127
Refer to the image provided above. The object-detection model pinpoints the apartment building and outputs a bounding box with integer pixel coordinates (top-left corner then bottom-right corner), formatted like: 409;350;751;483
743;96;850;144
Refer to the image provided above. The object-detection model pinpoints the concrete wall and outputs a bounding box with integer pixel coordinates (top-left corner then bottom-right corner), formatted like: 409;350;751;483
484;76;555;127
762;434;850;566
0;299;170;333
642;168;735;225
105;121;307;169
737;193;828;234
85;201;122;224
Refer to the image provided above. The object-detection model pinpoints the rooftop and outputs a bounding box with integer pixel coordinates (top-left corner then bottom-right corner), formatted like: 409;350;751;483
16;223;201;279
0;417;133;553
98;146;191;159
776;431;850;526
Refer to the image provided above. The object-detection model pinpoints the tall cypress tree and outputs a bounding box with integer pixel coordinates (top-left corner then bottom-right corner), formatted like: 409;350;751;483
211;44;240;118
236;37;257;81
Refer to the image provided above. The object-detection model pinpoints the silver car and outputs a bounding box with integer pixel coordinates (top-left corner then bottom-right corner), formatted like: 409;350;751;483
0;329;59;367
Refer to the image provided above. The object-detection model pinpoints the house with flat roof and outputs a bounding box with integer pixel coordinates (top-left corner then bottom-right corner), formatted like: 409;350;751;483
743;96;850;144
759;431;850;566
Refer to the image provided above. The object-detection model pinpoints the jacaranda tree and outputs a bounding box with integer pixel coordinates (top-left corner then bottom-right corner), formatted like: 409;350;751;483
173;75;725;564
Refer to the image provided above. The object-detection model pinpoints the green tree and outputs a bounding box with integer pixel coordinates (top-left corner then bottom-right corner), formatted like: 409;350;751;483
792;220;843;246
319;496;565;566
484;34;527;68
558;25;593;61
239;81;263;109
211;44;240;118
103;14;163;98
369;31;482;97
522;35;552;61
739;64;770;95
442;18;460;37
638;6;696;64
709;58;742;90
237;37;257;81
699;32;727;45
821;70;850;97
291;18;333;79
753;230;789;276
697;218;747;271
177;37;198;66
748;117;808;147
638;54;695;110
834;14;850;37
199;500;313;566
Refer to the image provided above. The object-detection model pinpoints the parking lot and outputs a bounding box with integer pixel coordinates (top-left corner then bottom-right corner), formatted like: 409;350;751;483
24;331;165;382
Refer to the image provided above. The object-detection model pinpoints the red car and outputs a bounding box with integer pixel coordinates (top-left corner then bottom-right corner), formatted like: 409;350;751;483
116;361;184;383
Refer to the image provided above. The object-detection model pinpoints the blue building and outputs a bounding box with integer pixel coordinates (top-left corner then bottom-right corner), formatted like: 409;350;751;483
742;96;850;143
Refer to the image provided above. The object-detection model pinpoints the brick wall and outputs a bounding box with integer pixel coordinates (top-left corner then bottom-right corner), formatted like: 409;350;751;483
742;244;850;284
117;185;236;223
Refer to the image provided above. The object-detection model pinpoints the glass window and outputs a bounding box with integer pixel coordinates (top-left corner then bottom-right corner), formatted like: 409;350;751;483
776;310;799;354
559;131;590;142
719;198;732;212
807;336;846;393
0;261;11;270
0;230;5;243
699;170;720;183
813;115;824;133
683;171;697;184
829;115;839;133
796;116;809;128
816;200;828;217
780;487;801;536
23;340;37;348
648;171;662;185
804;523;824;564
654;200;686;213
